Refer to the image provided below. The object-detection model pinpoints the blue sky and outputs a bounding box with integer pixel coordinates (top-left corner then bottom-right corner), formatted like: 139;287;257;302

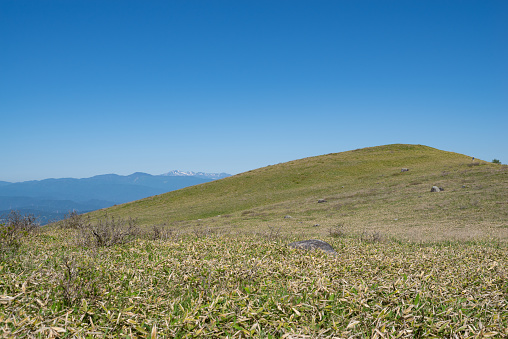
1;0;507;182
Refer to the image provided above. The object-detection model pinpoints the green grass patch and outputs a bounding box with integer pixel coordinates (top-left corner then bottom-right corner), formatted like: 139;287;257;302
1;231;507;337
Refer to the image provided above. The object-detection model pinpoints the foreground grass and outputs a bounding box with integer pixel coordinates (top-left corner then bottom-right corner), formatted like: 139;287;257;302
1;229;507;338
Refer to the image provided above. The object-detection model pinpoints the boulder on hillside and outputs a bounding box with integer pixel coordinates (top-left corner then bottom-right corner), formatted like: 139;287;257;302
431;186;444;192
288;239;337;255
401;168;409;172
318;199;327;203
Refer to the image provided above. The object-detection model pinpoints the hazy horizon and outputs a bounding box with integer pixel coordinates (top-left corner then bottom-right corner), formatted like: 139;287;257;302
0;169;232;184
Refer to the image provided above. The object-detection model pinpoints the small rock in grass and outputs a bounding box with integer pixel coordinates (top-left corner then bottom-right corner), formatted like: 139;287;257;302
318;199;327;203
288;239;337;255
431;186;444;192
284;215;292;219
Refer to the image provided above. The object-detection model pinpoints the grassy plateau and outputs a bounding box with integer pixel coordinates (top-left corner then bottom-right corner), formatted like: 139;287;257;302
1;144;507;338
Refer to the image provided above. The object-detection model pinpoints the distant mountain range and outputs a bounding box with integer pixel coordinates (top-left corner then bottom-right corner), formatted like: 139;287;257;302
0;171;231;225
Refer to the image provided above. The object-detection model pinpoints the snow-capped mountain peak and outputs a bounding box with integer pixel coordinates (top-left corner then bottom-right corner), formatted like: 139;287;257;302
161;171;231;180
163;170;195;177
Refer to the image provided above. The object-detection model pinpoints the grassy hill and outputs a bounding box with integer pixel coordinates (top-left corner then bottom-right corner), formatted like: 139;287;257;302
93;144;508;242
2;144;507;338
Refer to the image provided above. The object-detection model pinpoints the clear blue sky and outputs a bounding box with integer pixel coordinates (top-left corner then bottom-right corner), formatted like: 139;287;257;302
1;0;507;182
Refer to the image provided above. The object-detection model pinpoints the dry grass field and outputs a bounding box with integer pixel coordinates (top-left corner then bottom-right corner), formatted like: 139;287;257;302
1;144;507;338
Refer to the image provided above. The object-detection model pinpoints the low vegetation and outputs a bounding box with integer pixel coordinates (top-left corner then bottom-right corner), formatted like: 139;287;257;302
1;229;507;338
61;212;139;248
0;211;37;259
1;144;507;337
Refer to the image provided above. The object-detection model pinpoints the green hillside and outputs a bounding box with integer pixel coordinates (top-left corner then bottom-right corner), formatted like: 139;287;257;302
3;144;507;338
92;144;508;242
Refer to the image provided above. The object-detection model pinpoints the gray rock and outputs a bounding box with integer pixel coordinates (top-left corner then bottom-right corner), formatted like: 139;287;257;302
288;239;337;255
318;199;327;203
431;186;444;192
284;215;292;219
401;168;409;172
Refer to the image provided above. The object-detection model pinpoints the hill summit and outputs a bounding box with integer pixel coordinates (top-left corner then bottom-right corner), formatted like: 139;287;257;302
89;144;507;242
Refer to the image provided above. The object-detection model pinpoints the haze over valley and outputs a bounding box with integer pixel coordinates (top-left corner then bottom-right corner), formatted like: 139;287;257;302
0;171;230;224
